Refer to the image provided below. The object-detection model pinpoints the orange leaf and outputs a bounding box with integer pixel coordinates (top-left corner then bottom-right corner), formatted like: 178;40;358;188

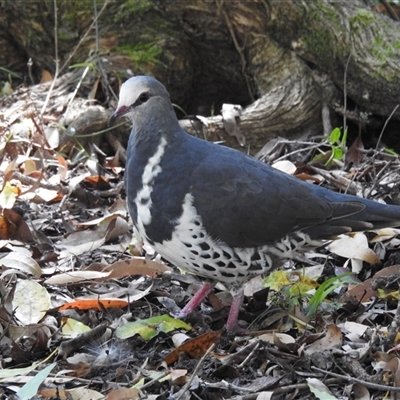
164;330;222;365
57;155;68;180
40;70;53;83
58;299;128;311
0;209;33;242
0;214;11;239
83;175;111;190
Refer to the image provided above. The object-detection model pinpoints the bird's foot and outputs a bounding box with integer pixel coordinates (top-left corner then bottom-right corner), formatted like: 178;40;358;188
177;282;215;318
224;288;247;334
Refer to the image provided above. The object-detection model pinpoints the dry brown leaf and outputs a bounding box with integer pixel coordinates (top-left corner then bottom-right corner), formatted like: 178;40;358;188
105;387;141;400
40;70;53;83
57;155;68;180
304;324;342;356
382;357;400;398
0;209;34;242
94;258;172;280
346;265;400;302
164;330;222;365
345;132;364;168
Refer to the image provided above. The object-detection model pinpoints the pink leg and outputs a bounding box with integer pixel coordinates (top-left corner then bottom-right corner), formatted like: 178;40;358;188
178;282;215;318
225;288;245;333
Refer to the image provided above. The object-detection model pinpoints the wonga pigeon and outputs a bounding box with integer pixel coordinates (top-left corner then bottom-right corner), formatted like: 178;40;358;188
110;75;400;331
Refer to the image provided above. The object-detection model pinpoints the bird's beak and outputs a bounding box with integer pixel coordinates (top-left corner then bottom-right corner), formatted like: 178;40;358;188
108;105;130;126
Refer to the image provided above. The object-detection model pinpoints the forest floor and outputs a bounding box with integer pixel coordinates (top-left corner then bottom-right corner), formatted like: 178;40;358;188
1;70;400;400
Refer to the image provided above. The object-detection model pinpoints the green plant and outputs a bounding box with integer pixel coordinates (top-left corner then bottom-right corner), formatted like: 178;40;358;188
312;127;348;166
306;273;351;318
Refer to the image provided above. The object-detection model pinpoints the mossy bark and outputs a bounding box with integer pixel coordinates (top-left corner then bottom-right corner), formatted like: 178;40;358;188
1;0;400;152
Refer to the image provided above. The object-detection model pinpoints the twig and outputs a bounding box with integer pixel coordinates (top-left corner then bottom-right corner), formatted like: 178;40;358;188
12;171;69;195
64;66;91;119
311;366;400;392
40;0;59;116
216;0;255;103
343;54;351;134
59;0;110;74
229;378;342;400
386;286;400;348
203;380;256;393
139;370;172;390
367;104;400;193
93;0;99;53
27;58;34;85
272;142;328;163
175;343;216;400
238;341;260;368
374;104;399;154
380;0;400;21
364;158;395;198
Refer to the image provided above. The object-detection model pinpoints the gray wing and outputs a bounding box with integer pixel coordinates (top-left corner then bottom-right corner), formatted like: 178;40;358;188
190;150;364;248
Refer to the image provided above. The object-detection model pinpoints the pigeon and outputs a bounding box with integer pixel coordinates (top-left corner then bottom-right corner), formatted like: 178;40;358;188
110;75;400;332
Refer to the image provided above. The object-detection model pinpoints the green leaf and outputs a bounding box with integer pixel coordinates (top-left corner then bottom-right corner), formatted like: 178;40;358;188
0;66;22;79
329;127;342;144
306;273;352;318
69;62;96;70
307;378;338;399
340;128;348;146
311;150;333;165
0;181;17;209
263;270;318;294
16;363;57;400
385;148;398;156
115;314;191;340
332;147;344;160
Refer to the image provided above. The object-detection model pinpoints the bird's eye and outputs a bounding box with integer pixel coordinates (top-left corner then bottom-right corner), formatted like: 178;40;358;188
139;93;150;103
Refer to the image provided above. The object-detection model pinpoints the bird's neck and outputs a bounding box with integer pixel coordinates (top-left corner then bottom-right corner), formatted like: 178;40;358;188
128;120;183;167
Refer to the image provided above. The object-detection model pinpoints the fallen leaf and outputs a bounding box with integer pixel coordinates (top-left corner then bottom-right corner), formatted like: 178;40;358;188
58;299;128;311
13;279;51;324
87;258;172;280
304;325;342;356
0;252;41;277
307;378;338;399
327;233;380;272
1;209;34;242
44;270;111;285
116;314;191;341
16;363;56;400
40;70;53;83
0;182;17;209
346;265;400;302
61;317;91;338
164;330;222;365
105;387;141;400
0;348;57;379
272;160;296;175
263;270;319;294
345;132;364;168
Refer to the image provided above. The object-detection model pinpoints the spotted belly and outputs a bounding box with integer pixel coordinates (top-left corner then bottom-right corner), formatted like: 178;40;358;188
139;192;276;284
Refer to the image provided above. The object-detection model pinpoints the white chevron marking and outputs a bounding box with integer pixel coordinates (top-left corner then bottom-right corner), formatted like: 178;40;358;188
135;137;167;232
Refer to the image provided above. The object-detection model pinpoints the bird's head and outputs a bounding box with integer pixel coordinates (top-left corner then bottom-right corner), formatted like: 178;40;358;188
109;76;173;126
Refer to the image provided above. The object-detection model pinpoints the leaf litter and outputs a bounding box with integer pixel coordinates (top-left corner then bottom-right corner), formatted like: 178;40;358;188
2;70;400;399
